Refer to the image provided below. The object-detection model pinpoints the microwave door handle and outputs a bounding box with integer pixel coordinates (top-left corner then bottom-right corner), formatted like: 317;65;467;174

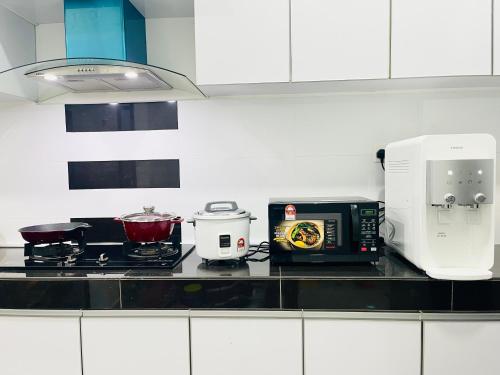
350;204;360;242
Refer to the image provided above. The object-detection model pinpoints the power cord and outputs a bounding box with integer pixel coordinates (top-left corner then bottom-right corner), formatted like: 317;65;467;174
245;241;270;262
376;149;385;171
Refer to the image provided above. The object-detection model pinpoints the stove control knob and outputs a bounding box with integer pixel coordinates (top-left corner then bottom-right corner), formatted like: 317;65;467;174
474;193;487;204
98;253;109;263
444;193;456;204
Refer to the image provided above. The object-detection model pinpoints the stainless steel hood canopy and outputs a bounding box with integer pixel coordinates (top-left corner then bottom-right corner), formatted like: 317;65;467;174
0;58;204;104
26;63;173;92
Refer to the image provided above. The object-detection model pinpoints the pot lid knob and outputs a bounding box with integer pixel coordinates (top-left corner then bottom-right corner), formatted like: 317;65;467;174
143;206;155;214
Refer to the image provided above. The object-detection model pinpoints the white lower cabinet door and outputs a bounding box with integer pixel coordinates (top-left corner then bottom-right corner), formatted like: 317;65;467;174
423;321;500;375
81;313;190;375
304;317;421;375
0;313;82;375
190;313;303;375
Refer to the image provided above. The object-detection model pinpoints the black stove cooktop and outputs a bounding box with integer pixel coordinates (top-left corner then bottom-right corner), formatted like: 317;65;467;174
0;243;195;271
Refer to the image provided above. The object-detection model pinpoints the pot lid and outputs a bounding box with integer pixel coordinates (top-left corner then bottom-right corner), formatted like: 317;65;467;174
194;201;250;220
120;206;176;222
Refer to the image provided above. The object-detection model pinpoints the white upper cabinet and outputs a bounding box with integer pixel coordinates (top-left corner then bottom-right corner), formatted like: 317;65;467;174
194;0;290;85
391;0;492;78
291;0;390;82
424;321;500;375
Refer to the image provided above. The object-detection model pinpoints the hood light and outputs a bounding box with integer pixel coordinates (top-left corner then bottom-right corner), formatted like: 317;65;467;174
109;102;119;106
43;73;58;81
124;71;138;79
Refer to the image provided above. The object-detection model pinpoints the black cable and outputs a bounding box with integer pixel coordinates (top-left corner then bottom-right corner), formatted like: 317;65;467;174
245;241;270;260
246;256;270;262
376;149;385;171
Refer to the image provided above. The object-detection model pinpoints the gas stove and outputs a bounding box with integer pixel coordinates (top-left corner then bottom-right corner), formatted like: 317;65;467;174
0;242;194;271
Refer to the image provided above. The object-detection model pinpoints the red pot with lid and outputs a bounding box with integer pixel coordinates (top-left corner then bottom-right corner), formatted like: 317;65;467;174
115;206;183;243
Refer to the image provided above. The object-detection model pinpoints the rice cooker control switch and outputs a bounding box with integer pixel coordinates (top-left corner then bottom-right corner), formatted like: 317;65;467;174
474;193;487;204
444;193;456;205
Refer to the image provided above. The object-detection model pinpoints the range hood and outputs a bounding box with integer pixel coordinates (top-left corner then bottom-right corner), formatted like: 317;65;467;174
0;0;205;104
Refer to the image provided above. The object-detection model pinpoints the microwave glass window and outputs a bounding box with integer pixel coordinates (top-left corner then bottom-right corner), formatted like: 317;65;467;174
272;213;342;251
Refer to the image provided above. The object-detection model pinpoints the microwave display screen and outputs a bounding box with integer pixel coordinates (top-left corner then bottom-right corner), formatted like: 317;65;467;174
361;209;377;216
272;213;342;251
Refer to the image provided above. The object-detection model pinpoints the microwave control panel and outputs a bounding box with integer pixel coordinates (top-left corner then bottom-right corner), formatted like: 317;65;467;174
359;214;378;252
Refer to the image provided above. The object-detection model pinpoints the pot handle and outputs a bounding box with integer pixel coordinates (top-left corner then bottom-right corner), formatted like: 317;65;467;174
250;216;257;222
205;201;238;212
186;219;195;224
171;216;184;224
113;217;122;222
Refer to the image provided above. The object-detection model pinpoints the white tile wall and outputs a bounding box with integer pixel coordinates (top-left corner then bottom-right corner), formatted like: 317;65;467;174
1;90;500;246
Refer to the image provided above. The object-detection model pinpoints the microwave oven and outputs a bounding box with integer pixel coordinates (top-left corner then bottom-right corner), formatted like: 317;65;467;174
268;197;380;264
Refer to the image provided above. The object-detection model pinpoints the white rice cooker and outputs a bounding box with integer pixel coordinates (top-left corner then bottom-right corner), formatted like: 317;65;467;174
189;201;256;260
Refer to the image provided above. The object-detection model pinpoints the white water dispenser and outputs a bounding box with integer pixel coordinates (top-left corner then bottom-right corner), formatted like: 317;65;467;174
385;134;496;280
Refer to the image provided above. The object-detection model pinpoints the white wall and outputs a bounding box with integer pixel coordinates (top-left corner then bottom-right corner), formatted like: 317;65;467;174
36;23;66;61
0;5;35;71
1;90;500;246
146;17;196;82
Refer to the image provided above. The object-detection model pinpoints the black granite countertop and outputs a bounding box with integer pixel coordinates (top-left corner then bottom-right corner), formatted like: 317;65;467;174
0;246;498;312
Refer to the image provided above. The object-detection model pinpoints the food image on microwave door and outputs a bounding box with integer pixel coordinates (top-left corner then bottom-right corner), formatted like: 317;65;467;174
272;220;324;250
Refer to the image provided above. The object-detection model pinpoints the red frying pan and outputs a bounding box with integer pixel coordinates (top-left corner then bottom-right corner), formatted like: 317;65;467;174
19;222;91;244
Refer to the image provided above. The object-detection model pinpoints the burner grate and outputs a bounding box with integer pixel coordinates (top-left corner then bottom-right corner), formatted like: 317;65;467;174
25;242;84;263
124;242;179;260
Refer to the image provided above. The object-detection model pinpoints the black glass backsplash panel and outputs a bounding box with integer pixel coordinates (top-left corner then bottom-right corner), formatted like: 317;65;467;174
0;280;120;309
68;159;180;189
65;102;178;132
70;217;127;243
70;217;182;243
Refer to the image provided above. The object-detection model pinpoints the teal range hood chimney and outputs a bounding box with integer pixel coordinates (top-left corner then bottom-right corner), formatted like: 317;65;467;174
64;0;147;64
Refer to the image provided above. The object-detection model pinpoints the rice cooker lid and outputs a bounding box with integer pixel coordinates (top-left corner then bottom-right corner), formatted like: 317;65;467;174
194;201;251;220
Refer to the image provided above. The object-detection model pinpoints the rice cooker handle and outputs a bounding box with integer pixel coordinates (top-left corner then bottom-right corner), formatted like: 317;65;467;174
205;201;239;212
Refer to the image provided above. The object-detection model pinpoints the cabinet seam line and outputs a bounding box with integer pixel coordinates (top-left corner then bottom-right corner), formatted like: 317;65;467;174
79;316;84;375
389;0;392;78
492;0;495;75
420;320;424;375
119;280;123;309
302;310;305;375
289;0;292;82
189;315;193;375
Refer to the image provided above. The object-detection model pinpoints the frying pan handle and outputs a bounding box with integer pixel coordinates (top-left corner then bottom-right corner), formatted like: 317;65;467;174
171;216;184;224
114;217;122;222
79;223;92;229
